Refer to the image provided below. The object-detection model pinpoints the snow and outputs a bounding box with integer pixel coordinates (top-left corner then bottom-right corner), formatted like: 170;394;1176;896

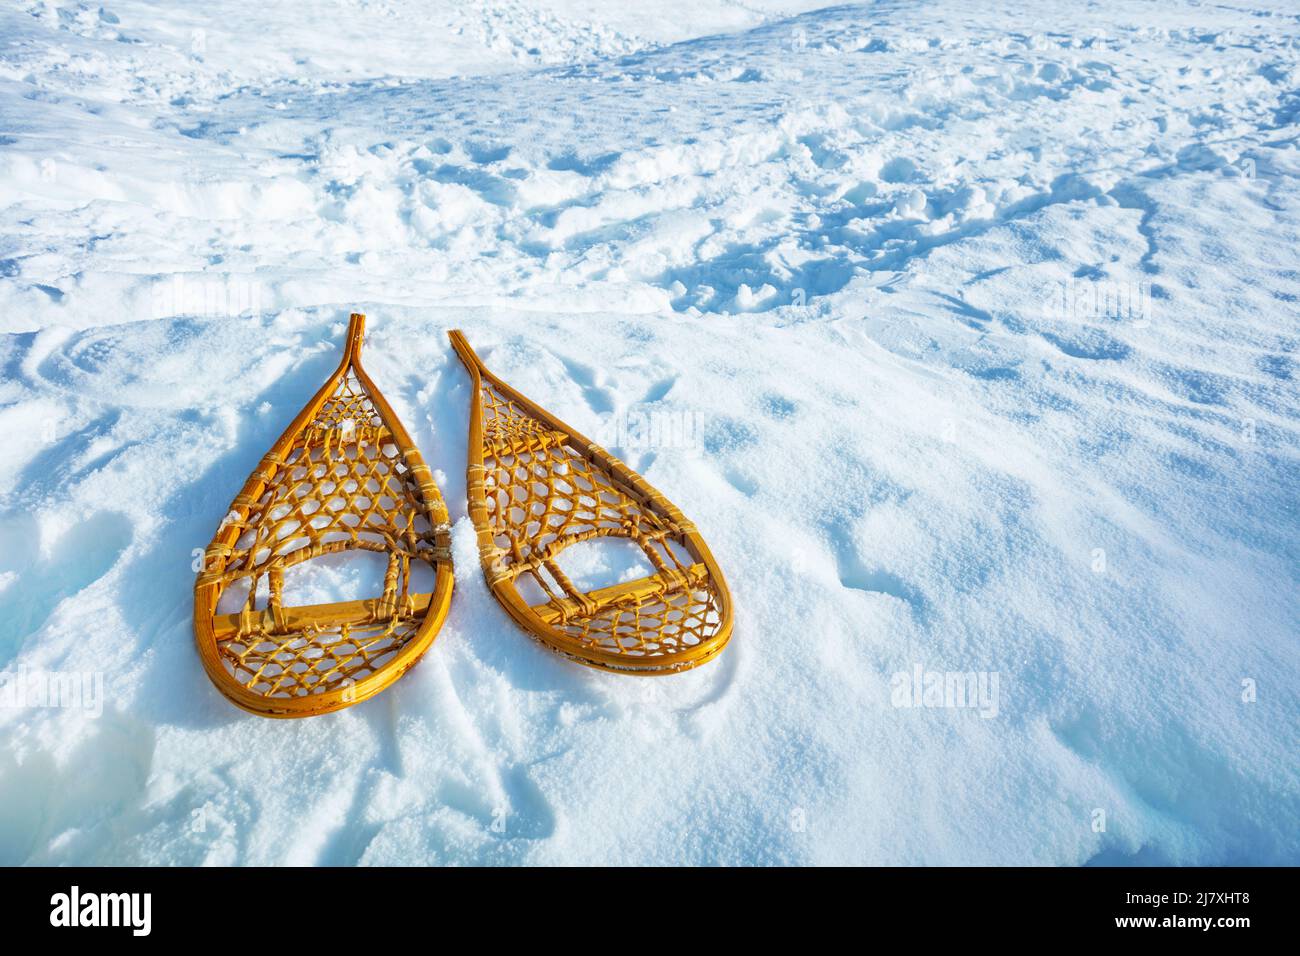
1;0;1298;865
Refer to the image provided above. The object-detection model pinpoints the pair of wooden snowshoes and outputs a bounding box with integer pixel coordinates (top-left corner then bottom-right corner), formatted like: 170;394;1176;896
194;314;733;717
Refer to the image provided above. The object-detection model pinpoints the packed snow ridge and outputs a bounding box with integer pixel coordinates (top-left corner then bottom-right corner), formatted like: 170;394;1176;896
0;0;1297;865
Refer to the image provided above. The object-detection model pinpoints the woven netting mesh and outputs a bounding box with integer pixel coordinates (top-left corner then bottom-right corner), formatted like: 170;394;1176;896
204;371;446;698
477;378;723;661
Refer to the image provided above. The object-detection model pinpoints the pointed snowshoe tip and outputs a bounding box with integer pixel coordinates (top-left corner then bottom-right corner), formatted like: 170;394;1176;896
448;330;732;675
194;313;454;717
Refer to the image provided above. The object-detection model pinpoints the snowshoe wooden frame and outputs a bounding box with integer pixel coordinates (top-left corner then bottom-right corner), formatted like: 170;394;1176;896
448;330;732;675
194;314;454;717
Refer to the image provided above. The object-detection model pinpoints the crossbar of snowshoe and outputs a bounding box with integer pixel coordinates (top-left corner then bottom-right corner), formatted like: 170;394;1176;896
486;428;569;460
211;592;435;639
532;562;709;625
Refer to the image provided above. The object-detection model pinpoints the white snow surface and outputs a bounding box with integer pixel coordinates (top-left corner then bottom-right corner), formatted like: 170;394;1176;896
1;0;1298;865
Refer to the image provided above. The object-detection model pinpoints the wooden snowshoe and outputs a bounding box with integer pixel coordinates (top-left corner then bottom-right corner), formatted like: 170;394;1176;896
194;314;453;717
448;330;732;674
